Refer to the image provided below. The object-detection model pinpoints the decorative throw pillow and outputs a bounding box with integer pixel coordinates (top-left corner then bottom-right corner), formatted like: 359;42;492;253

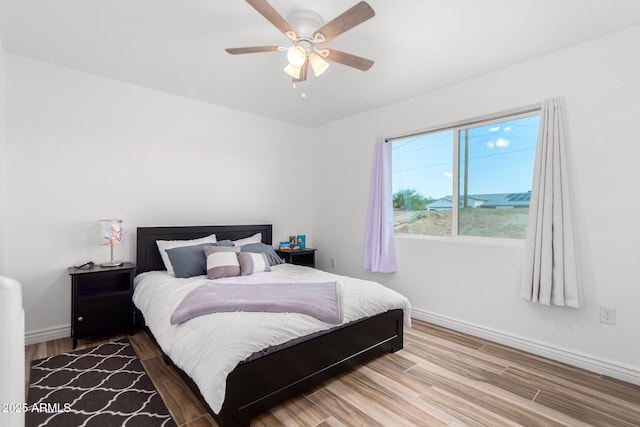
205;246;241;279
156;233;217;276
240;243;284;266
166;243;211;278
232;232;262;246
237;252;271;276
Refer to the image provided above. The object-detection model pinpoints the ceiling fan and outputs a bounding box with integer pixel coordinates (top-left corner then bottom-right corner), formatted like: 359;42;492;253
225;0;375;82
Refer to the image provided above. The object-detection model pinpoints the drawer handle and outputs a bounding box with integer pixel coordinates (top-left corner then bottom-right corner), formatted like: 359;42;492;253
77;316;84;322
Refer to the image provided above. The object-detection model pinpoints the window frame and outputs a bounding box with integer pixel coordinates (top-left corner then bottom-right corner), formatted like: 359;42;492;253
389;105;540;245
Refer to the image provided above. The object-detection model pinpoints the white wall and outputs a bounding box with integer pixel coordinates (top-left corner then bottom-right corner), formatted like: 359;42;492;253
0;40;7;272
5;23;640;382
311;25;640;382
4;56;313;340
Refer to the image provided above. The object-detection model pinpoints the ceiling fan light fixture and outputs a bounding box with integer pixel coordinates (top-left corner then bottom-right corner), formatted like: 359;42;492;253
284;63;303;80
227;1;376;84
309;53;330;77
287;45;307;67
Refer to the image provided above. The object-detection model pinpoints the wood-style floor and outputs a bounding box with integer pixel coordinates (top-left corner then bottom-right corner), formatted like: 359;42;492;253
25;319;640;426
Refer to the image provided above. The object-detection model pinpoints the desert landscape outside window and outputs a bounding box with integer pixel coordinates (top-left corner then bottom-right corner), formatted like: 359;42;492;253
392;111;540;239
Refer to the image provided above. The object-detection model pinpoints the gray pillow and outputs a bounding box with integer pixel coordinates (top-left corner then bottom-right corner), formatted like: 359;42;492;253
166;242;235;278
240;243;284;266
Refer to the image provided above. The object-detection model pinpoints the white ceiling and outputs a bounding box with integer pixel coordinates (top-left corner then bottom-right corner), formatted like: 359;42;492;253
1;0;640;127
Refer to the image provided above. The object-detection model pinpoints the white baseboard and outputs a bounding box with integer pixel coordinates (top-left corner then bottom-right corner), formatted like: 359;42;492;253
411;308;640;386
25;324;70;345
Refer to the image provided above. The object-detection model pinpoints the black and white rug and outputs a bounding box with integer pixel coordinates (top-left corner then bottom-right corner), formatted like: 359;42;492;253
26;339;176;426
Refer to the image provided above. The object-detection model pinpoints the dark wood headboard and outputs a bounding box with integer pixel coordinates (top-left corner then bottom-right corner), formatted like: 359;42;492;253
136;224;273;274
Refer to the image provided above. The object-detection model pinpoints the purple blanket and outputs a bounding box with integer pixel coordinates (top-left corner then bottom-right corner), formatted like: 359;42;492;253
170;281;343;325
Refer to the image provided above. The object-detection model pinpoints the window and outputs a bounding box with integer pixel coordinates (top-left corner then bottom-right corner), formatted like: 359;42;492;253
391;111;540;240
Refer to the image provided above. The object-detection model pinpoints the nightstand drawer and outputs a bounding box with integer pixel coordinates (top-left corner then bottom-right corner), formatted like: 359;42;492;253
75;291;132;337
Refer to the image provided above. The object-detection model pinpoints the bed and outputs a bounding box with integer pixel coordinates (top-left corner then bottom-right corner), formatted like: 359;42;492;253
134;224;409;426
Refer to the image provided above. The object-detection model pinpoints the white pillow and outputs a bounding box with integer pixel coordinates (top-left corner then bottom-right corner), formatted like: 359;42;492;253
156;233;217;276
232;232;262;246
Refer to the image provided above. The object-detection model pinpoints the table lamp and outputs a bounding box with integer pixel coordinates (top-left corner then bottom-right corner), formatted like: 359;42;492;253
100;219;124;267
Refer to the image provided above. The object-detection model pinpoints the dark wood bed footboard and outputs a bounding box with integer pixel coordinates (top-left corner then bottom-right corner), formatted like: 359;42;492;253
219;308;403;426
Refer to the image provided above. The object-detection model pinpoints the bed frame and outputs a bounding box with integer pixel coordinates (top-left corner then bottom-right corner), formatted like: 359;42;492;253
136;224;404;427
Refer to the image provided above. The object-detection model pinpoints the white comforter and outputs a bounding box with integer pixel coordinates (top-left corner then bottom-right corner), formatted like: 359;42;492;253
132;264;411;413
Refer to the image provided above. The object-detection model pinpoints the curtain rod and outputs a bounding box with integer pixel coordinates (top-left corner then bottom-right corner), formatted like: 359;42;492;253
384;103;542;143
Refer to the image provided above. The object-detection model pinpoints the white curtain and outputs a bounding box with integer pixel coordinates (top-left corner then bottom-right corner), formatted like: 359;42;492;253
521;97;580;308
363;140;397;273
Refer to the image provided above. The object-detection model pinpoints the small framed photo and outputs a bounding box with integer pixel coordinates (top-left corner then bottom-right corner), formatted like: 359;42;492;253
296;235;306;250
289;236;297;248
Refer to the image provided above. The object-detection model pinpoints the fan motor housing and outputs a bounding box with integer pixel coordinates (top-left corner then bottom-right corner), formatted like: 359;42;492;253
286;10;324;39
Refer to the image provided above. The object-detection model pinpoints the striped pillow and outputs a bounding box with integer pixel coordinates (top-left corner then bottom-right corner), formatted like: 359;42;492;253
237;252;271;276
205;246;240;279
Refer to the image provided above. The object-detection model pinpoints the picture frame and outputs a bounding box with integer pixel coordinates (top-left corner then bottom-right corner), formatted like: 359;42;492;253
296;235;306;250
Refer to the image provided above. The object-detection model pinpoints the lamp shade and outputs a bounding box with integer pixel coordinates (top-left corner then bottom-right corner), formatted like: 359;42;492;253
284;63;303;80
308;53;329;77
286;45;306;67
100;219;123;246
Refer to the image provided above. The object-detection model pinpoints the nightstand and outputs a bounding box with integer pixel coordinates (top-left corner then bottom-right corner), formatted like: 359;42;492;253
68;262;135;348
275;248;317;268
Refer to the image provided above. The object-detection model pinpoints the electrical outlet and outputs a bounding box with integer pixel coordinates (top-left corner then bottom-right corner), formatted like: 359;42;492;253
330;257;336;268
599;307;616;325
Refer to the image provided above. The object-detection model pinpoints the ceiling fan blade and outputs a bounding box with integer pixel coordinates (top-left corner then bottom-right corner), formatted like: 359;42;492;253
245;0;297;40
313;1;374;43
323;48;374;71
293;62;309;82
225;46;280;54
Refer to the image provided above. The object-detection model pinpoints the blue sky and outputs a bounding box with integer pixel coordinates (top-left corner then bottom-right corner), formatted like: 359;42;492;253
392;114;540;200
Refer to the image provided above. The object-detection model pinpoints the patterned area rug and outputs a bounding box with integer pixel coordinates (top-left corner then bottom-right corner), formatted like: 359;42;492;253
26;338;176;426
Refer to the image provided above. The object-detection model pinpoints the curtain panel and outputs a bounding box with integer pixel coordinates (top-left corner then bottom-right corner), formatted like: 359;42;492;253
521;97;580;308
364;140;397;273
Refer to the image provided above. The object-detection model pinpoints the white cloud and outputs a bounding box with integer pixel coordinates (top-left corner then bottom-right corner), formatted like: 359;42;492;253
496;138;510;148
504;126;512;131
486;141;495;149
489;126;500;132
444;172;453;179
